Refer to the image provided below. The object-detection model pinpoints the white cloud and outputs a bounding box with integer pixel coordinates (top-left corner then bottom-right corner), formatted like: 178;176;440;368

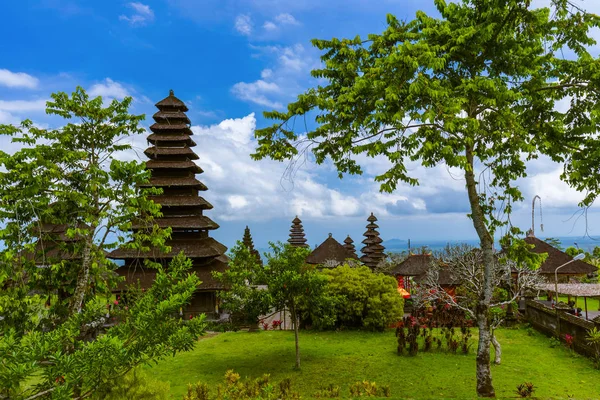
274;13;300;26
230;80;283;108
263;12;300;31
0;99;47;112
88;78;130;100
263;21;277;31
119;2;154;26
235;14;253;36
232;44;317;108
0;69;39;89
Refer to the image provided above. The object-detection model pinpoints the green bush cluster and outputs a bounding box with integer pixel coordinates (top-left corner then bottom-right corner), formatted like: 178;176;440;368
307;264;403;331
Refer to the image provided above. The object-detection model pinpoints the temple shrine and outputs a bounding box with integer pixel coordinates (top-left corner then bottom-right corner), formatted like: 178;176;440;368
108;90;227;317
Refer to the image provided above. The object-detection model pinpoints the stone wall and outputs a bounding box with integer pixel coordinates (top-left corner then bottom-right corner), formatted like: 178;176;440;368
525;299;596;357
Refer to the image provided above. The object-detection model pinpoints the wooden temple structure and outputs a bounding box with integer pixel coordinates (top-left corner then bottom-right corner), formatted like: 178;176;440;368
343;235;358;259
360;213;386;269
108;90;227;317
288;216;309;248
306;233;358;267
242;225;262;265
524;234;597;281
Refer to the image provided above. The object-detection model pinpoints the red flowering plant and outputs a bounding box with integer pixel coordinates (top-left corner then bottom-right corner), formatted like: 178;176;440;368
272;320;282;329
565;334;574;352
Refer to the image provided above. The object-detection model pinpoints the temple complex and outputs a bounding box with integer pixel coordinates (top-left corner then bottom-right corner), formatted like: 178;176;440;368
360;213;386;269
242;225;262;265
108;90;227;317
306;233;358;266
288;216;309;248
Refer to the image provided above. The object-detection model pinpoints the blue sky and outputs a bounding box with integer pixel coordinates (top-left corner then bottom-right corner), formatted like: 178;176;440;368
1;0;600;250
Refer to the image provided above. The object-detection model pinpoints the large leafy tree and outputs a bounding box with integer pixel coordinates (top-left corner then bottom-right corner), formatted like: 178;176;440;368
0;88;205;399
253;1;600;396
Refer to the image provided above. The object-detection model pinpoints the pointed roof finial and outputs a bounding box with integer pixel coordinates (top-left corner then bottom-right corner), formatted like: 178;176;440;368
169;89;174;96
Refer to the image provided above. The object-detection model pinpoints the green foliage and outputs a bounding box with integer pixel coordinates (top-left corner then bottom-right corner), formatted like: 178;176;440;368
1;254;206;399
91;368;170;400
262;242;329;368
586;327;600;369
251;3;600;393
0;88;203;399
184;370;300;400
213;242;272;326
319;264;403;331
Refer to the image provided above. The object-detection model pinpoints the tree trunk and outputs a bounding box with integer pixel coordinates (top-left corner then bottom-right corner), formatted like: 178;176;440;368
491;331;501;365
70;237;93;315
465;146;496;398
291;305;300;369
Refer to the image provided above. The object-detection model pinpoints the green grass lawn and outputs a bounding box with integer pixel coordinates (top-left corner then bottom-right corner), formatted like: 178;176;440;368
149;328;600;399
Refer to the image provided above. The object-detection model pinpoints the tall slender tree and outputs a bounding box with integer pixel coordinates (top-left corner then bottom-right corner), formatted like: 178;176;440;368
253;1;600;396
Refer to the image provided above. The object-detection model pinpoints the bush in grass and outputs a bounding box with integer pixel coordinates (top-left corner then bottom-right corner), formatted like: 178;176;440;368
316;264;403;331
314;384;341;398
515;382;536;398
349;381;390;397
91;368;170;400
184;370;300;400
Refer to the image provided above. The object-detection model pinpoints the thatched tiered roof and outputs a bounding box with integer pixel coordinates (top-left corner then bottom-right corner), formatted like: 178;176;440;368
343;235;358;259
524;236;597;276
306;233;358;266
392;254;457;286
108;90;228;293
288;216;309;248
242;225;262;265
360;213;385;268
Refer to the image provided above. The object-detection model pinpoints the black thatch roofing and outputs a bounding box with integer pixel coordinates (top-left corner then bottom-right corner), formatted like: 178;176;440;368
288;216;309;248
392;254;458;286
148;195;213;209
144;146;199;160
147;133;196;146
132;216;219;230
146;160;203;173
391;254;432;276
155;90;189;111
306;234;358;265
108;237;226;259
343;235;358;258
138;176;208;190
149;123;193;134
152;111;191;124
524;236;597;275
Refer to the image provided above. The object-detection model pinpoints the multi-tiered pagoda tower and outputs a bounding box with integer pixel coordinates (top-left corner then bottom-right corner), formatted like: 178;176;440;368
242;225;262;265
360;213;386;269
288;216;309;248
343;235;358;259
109;90;227;317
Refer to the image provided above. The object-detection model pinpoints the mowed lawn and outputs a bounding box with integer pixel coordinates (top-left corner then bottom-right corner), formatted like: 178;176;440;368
149;328;600;399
